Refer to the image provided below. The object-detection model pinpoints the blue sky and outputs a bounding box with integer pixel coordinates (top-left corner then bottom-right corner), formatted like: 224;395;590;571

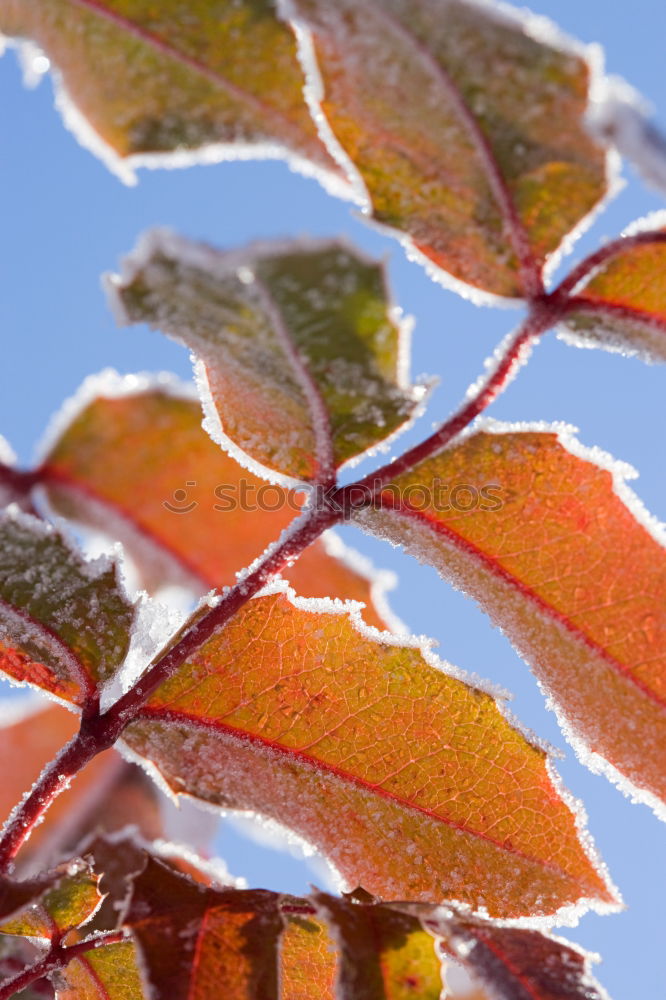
1;2;664;996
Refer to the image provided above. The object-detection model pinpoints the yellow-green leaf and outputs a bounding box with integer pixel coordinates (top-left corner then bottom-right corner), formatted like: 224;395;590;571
314;891;442;1000
0;864;101;942
0;0;341;184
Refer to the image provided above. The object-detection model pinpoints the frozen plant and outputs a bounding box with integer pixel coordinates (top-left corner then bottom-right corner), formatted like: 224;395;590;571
0;1;664;998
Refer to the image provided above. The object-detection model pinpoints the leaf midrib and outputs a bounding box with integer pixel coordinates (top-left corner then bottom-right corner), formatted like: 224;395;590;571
133;705;605;897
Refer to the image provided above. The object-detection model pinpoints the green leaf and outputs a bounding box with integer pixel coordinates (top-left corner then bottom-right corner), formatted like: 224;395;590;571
108;232;424;484
0;510;136;705
0;0;341;186
0;863;101;941
286;0;609;299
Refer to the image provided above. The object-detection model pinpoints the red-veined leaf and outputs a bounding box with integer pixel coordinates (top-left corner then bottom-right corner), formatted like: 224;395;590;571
425;908;609;1000
56;940;144;1000
40;382;395;630
126;856;282;1000
123;590;616;919
562;219;666;361
279;909;338;1000
284;0;609;299
355;427;666;812
0;511;135;705
0;0;341;186
107;232;424;484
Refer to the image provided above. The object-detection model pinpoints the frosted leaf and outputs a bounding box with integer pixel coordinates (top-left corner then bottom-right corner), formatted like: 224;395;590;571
0;0;347;192
0;507;137;705
281;0;611;300
559;212;666;363
355;423;666;814
40;381;398;630
122;589;617;921
107;230;426;485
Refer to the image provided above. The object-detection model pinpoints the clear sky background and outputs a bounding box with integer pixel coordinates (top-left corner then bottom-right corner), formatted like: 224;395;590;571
1;2;664;996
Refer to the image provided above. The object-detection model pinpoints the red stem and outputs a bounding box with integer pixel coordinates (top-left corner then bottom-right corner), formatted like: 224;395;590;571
0;735;100;873
332;298;562;512
0;292;569;871
554;230;666;297
0;930;125;1000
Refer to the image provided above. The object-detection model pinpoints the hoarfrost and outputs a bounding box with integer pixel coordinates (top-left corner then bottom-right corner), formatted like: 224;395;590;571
588;75;666;197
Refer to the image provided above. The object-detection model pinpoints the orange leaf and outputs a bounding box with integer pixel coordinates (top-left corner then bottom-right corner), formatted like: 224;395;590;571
107;233;424;483
123;590;616;919
562;222;666;361
280;909;338;1000
0;0;341;185
0;511;135;705
356;427;666;812
286;0;608;299
41;382;395;630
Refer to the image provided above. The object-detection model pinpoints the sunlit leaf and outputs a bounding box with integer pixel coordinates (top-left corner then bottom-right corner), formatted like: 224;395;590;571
356;427;666;811
0;0;341;184
0;863;100;942
123;590;615;919
279;908;337;1000
0;511;135;704
427;908;609;1000
285;0;608;299
562;223;666;361
57;939;145;1000
313;891;441;1000
126;856;282;1000
108;232;424;483
41;384;395;629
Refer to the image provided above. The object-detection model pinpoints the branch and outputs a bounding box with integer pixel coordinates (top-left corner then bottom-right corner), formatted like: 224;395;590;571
0;464;40;516
0;930;126;1000
0;294;567;870
332;297;562;512
0;733;100;873
554;230;666;298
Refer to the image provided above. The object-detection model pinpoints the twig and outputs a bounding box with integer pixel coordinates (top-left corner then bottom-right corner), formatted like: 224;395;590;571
0;930;125;1000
